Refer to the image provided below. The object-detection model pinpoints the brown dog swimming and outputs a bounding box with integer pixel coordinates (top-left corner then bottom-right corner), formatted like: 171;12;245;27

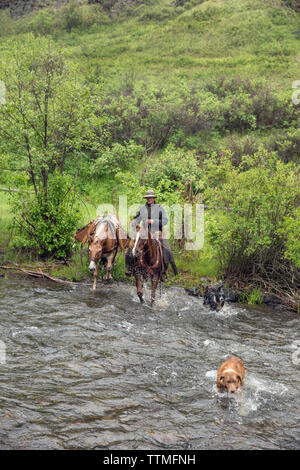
216;356;246;394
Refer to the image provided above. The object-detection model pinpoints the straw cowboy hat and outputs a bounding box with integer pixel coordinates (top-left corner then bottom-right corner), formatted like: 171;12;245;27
143;190;157;198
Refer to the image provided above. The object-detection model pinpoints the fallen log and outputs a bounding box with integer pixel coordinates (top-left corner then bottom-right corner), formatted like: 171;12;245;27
0;264;115;288
0;265;76;284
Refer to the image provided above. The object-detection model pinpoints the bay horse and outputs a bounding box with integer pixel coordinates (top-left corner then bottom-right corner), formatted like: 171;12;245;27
131;227;164;306
73;215;129;290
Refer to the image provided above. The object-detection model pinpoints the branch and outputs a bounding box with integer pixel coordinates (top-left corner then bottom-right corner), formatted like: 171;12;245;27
0;265;76;284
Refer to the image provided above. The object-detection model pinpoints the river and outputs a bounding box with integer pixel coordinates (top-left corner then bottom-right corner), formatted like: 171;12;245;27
0;278;299;450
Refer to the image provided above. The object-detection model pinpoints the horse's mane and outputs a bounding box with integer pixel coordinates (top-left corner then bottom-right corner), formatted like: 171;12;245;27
133;228;158;259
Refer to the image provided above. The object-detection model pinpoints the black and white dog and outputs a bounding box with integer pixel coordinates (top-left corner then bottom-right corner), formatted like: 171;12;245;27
186;282;226;311
203;284;225;311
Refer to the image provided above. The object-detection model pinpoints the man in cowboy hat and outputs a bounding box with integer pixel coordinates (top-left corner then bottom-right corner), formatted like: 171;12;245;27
125;190;178;279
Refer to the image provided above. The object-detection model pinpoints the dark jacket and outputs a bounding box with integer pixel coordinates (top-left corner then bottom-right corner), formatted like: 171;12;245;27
132;203;168;233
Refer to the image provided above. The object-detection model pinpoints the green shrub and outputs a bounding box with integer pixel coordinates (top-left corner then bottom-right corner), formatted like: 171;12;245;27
11;171;80;259
279;208;300;268
272;127;300;162
0;10;14;37
93;140;145;177
100;78;299;155
60;1;84;33
142;144;202;197
27;9;56;35
203;150;300;281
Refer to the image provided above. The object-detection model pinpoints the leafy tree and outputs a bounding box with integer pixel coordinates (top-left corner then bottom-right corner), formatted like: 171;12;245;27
0;35;105;257
0;35;105;196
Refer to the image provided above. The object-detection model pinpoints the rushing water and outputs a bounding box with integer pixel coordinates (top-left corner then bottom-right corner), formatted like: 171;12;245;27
0;277;299;450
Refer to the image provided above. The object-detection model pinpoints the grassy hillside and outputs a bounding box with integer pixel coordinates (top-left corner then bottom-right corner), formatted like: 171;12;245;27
72;0;300;84
0;0;299;85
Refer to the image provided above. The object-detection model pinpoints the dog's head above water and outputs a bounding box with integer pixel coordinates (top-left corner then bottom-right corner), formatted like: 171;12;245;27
216;356;246;394
203;284;225;311
217;371;242;394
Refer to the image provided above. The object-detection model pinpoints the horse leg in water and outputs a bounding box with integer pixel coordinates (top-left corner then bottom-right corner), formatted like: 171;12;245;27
135;274;144;303
151;273;159;306
103;251;115;281
93;264;99;291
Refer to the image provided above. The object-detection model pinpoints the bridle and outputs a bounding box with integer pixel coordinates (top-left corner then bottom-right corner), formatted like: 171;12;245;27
89;242;117;263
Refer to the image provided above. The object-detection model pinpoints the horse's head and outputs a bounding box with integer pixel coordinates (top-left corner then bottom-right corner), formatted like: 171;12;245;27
88;237;103;272
88;222;109;272
132;227;150;258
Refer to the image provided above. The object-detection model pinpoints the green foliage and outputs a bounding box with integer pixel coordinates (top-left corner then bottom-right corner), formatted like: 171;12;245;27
11;171;80;259
142;144;201;193
272;126;300;162
240;287;264;305
93;140;144;177
1;1;299;165
0;154;29;188
0;35;107;259
0;10;14;36
0;34;106;192
279;208;300;268
100;78;299;155
113;144;202;206
0;2;110;37
26;9;57;35
61;1;85;33
282;0;300;13
203;150;300;278
0;191;13;248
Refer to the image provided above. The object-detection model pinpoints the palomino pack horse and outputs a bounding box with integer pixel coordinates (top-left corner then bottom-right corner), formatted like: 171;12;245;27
131;227;164;306
73;215;129;290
